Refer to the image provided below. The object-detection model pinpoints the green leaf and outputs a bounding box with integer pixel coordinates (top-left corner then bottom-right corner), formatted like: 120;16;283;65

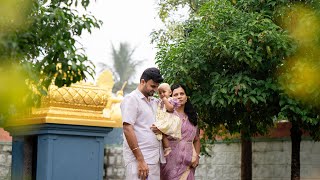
220;88;227;93
249;96;258;104
218;99;225;106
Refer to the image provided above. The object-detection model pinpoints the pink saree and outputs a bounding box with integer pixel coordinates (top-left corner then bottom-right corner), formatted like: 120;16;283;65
160;112;198;180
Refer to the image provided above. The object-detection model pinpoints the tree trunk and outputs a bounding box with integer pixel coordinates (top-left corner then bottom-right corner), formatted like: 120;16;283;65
291;121;302;180
241;131;252;180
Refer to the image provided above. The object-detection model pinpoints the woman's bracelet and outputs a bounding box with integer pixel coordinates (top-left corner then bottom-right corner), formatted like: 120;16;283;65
131;147;139;151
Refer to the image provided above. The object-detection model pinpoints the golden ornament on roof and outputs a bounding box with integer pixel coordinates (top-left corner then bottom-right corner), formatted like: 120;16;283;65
8;70;123;128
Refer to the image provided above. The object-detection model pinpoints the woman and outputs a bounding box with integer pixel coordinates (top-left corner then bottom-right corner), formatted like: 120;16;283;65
160;84;200;180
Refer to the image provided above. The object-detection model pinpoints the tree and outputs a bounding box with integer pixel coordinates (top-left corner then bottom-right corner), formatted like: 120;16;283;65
153;0;294;179
275;2;320;180
0;0;102;126
235;1;320;179
154;0;320;179
98;42;143;94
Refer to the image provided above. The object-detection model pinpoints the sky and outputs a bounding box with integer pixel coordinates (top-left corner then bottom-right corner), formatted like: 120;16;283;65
79;0;163;83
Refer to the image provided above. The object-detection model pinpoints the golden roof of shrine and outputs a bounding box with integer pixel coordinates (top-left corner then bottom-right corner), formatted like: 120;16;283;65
8;70;123;128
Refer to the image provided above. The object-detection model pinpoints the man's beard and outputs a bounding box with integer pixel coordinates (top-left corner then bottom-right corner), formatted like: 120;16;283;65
143;84;154;96
147;91;154;96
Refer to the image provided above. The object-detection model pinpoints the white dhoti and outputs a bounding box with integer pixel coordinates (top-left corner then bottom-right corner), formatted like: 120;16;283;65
125;160;160;180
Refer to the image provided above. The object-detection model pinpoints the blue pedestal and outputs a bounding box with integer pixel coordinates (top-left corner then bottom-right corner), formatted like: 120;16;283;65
6;124;112;180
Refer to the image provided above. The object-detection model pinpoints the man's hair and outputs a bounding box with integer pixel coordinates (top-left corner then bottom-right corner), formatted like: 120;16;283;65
140;67;163;83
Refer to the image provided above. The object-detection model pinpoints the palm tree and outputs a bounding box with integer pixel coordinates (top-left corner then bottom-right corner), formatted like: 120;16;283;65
98;42;143;94
98;42;143;145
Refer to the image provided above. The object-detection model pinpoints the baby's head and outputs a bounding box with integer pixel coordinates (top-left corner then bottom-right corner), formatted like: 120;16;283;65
158;83;172;99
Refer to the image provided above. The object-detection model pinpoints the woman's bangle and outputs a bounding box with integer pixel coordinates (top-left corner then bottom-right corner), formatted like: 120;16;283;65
132;147;139;151
197;154;201;158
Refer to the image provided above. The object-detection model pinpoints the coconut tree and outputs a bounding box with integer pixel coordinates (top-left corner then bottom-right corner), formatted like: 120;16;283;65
98;42;143;93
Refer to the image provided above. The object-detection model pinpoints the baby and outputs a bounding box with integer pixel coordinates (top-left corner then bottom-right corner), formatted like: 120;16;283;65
154;83;182;156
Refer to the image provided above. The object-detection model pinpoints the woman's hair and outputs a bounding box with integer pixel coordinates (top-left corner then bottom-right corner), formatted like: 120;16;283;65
171;84;198;126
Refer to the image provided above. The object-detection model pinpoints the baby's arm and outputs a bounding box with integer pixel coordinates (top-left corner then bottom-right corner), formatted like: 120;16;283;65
162;97;174;112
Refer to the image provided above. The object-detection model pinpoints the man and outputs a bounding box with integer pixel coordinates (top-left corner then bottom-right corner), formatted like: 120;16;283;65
121;67;164;180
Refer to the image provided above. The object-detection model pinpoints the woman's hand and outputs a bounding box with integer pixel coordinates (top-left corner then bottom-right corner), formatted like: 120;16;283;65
191;155;200;168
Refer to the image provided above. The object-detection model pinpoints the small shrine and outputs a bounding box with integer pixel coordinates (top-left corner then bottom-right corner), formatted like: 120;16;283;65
8;70;123;128
5;70;123;180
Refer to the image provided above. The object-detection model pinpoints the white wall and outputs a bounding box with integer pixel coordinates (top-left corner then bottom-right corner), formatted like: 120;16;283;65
104;139;320;180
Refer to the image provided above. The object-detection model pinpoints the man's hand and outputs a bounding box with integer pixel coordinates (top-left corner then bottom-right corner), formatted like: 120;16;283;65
123;123;149;179
150;124;162;134
137;159;149;180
